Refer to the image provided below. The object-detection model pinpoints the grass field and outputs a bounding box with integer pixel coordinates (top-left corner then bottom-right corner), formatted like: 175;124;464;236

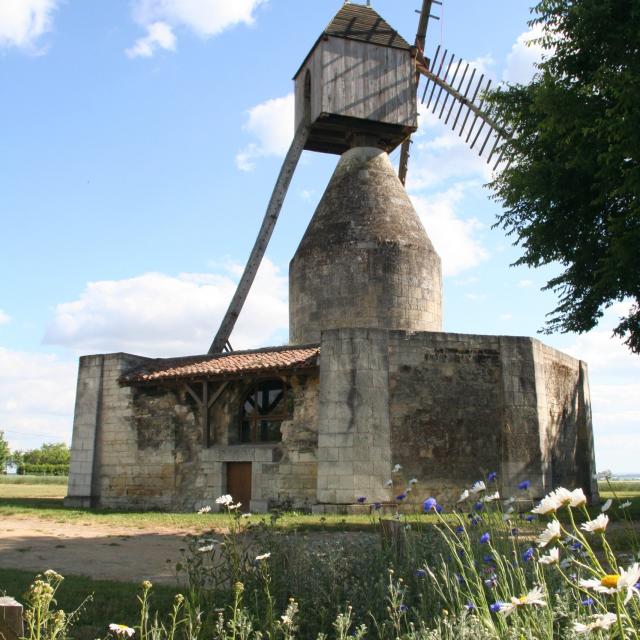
0;479;637;531
0;474;68;485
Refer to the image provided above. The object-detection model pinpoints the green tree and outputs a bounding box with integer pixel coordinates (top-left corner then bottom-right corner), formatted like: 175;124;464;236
22;442;70;466
0;430;9;473
488;0;640;352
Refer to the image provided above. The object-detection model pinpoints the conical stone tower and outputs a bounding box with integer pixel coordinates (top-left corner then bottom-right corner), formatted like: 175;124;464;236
289;145;443;345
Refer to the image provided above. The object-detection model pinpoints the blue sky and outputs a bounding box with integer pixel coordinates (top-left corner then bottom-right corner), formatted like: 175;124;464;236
0;0;638;472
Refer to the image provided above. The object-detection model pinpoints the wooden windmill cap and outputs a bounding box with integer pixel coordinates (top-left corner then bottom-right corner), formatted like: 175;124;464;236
294;3;411;80
293;3;417;155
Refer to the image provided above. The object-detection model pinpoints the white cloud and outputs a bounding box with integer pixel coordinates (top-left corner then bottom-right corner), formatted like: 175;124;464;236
0;310;10;325
126;21;176;58
0;348;77;450
44;258;288;357
406;128;492;191
502;24;546;84
519;279;533;288
236;93;294;171
0;0;58;51
465;293;487;302
411;187;489;277
128;0;265;56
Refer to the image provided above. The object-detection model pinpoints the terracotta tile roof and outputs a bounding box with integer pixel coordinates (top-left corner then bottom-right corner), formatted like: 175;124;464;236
324;4;411;51
122;345;320;384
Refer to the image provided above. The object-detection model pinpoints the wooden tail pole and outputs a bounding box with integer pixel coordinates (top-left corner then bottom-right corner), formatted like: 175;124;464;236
208;123;310;355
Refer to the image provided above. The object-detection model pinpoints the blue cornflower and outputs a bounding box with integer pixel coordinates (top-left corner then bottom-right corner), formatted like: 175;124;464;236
435;504;443;513
569;541;583;551
518;480;530;491
581;598;594;606
373;502;382;510
487;471;498;482
465;602;475;611
399;604;408;613
357;496;366;504
490;602;504;613
525;514;535;522
455;525;465;534
522;547;534;562
474;501;484;512
480;532;490;544
510;527;518;536
396;492;407;501
483;554;494;564
415;568;427;578
470;516;480;526
423;497;437;512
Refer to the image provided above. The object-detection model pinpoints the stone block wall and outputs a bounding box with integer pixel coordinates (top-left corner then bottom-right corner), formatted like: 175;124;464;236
316;328;392;505
388;332;504;505
386;331;597;504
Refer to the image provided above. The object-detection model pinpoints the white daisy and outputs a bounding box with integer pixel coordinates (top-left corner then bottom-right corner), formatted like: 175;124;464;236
457;489;470;503
532;493;562;515
538;547;560;565
384;479;393;487
499;586;546;616
109;624;135;637
621;500;632;509
573;612;617;634
392;464;402;473
601;498;612;512
581;513;609;534
255;553;271;561
470;481;486;495
579;563;640;604
568;488;587;508
484;491;500;502
596;470;612;480
198;544;215;553
409;478;418;485
215;494;233;506
503;496;515;506
228;502;242;511
197;505;212;514
536;520;561;547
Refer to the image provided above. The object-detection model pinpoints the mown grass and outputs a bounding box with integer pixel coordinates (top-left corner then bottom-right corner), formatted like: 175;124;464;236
0;568;177;640
0;474;68;485
0;481;638;532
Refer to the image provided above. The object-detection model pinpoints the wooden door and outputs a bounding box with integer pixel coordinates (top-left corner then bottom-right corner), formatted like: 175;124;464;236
226;462;252;512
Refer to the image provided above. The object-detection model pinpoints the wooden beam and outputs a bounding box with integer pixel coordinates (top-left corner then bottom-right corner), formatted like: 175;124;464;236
0;597;24;640
208;381;229;409
208;122;310;354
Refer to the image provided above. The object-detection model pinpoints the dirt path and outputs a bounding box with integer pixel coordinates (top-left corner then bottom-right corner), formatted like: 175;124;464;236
0;516;195;584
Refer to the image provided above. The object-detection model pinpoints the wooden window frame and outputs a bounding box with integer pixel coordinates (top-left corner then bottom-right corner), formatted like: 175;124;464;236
239;378;291;444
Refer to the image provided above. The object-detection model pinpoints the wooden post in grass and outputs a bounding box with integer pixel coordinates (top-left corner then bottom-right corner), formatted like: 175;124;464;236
0;597;24;640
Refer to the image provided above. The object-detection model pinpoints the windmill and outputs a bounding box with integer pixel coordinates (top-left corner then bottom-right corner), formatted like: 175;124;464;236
208;1;509;355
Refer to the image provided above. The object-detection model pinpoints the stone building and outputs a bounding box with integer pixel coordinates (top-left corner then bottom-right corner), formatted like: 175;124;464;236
65;4;597;512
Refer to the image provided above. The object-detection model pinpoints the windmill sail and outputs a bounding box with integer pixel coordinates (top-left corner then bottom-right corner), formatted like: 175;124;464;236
416;49;510;170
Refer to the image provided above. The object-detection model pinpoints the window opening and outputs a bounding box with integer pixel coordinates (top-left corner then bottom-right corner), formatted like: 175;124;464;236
240;379;290;443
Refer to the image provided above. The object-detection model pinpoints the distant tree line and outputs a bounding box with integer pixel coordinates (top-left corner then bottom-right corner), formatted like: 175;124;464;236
0;431;70;475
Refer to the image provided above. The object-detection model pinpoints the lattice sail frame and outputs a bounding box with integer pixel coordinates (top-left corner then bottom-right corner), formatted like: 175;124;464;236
398;0;511;185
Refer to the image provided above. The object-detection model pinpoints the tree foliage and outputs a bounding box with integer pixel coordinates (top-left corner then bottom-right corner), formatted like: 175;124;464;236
12;442;71;467
0;430;9;472
488;0;640;352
